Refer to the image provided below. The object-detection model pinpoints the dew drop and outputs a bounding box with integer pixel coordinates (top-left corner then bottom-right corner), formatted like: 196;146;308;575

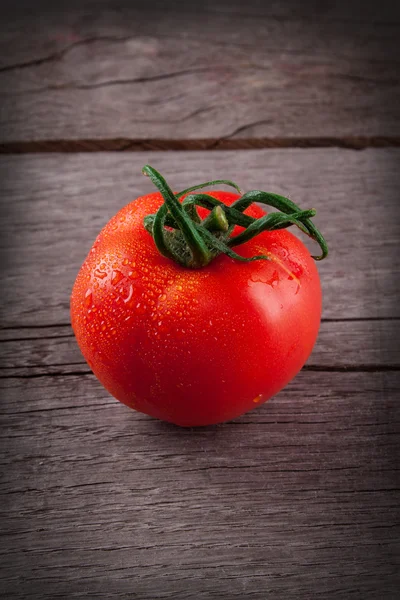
85;290;93;308
159;294;167;301
136;302;147;315
123;258;129;266
128;270;138;279
111;270;124;286
123;284;134;303
94;269;107;280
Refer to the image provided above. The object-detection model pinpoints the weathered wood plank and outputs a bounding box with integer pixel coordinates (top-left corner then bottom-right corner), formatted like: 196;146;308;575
0;319;399;378
0;1;399;142
0;370;399;599
0;149;399;327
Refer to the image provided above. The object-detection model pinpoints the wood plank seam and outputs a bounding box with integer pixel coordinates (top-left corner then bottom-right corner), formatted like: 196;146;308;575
1;137;400;154
1;365;399;381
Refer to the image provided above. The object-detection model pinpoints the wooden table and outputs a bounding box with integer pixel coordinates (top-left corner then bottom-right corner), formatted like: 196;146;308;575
1;2;399;598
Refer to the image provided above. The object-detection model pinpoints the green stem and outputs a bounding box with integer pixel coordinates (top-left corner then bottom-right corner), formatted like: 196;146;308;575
142;165;328;268
202;206;229;232
142;165;211;267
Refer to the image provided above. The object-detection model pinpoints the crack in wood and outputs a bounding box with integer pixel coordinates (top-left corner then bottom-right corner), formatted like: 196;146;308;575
7;68;215;96
0;35;133;74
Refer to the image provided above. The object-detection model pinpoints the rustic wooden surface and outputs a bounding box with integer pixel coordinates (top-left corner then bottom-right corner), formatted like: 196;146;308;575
1;1;400;599
0;0;400;146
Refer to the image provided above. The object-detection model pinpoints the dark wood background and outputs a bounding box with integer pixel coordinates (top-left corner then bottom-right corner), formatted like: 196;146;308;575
0;1;399;598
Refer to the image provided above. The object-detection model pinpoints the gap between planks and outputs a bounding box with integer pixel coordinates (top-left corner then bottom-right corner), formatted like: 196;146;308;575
1;137;400;154
0;365;399;381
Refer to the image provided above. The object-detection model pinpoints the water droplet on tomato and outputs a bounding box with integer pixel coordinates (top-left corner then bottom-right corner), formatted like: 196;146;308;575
94;269;107;280
135;302;147;315
85;290;93;308
159;294;167;301
128;270;138;279
123;284;134;303
123;258;129;266
111;270;124;286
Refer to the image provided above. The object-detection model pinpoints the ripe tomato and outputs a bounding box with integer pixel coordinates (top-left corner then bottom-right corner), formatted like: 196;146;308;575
71;167;326;427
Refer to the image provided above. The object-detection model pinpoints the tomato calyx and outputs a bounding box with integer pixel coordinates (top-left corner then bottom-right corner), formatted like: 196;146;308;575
142;165;328;269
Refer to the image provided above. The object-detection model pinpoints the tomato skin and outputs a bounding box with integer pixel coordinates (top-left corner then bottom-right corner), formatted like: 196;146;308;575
71;191;322;427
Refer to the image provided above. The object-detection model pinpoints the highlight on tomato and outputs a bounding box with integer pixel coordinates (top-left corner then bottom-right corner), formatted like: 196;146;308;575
71;165;328;426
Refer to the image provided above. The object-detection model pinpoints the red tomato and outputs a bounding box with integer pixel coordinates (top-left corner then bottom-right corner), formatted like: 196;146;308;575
71;179;324;427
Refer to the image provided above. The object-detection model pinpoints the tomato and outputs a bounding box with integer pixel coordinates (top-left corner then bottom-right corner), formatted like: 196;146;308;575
71;167;327;427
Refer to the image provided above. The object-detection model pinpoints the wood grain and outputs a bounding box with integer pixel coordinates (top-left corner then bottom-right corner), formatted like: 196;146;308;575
0;370;399;599
0;0;399;142
1;149;399;328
